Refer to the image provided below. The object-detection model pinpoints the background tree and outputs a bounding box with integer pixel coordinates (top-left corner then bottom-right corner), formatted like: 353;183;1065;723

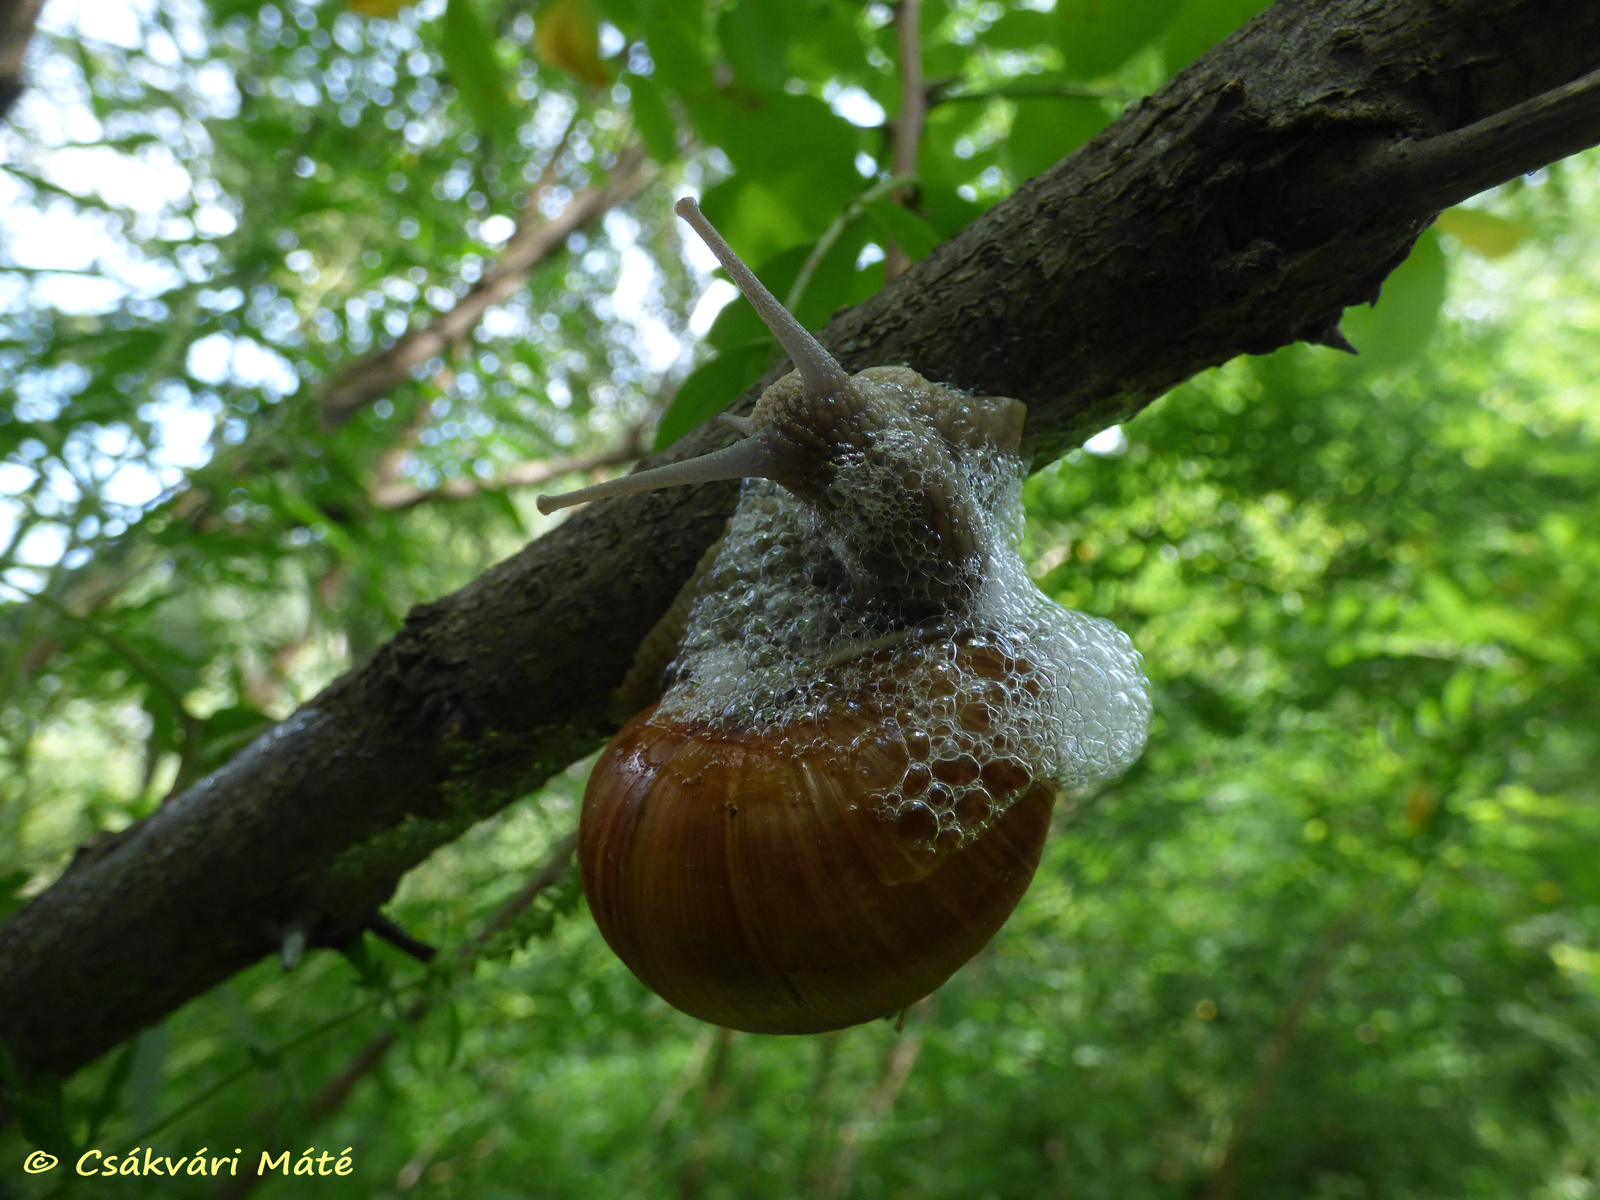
1;0;1599;1196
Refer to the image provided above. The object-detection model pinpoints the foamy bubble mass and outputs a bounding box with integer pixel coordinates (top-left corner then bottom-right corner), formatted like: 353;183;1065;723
656;371;1151;845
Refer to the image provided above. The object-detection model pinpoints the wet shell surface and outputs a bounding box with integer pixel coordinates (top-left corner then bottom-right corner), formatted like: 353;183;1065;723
579;663;1057;1033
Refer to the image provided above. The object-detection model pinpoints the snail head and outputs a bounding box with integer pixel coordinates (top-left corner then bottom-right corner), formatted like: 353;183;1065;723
537;197;867;515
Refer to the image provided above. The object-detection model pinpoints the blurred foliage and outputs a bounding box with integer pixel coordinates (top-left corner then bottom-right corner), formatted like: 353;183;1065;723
1;0;1598;1197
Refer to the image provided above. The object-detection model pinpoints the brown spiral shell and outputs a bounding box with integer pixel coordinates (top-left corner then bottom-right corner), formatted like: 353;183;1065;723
579;645;1055;1034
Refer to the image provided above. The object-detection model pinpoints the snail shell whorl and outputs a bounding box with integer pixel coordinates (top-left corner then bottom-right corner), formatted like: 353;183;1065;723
580;660;1058;1034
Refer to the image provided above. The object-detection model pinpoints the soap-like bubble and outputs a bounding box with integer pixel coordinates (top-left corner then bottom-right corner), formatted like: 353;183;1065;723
658;372;1150;843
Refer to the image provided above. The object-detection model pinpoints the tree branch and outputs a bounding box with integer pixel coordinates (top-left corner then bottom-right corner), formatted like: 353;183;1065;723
1358;65;1600;215
318;142;655;427
4;0;1600;1093
884;0;925;281
0;0;44;119
370;430;646;512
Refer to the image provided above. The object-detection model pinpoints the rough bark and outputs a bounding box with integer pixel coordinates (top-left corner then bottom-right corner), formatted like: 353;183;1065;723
4;0;1600;1088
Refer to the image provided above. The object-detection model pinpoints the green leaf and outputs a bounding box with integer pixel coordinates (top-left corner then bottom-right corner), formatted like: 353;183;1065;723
442;997;464;1068
859;198;942;264
1341;230;1448;368
85;1040;138;1144
439;0;517;148
342;933;395;991
128;1024;166;1136
483;485;528;535
917;181;986;239
196;705;278;774
636;0;712;94
657;221;878;449
717;0;791;90
1057;0;1183;79
916;104;1001;232
627;73;679;162
1163;0;1271;71
786;0;874;81
985;9;1056;50
0;1041;76;1160
1163;676;1248;737
654;342;773;450
723;220;875;333
0;869;29;922
480;865;584;960
705;293;774;356
1005;95;1113;184
703;243;806;350
922;41;968;78
699;177;816;270
689;92;862;227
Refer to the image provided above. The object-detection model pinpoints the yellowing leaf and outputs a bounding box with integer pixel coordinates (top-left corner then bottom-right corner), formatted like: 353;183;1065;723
1404;782;1439;833
348;0;411;17
1435;207;1530;258
537;0;610;87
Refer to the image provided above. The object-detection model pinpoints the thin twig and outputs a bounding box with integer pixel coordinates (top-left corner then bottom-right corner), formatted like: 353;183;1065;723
371;429;646;512
826;1000;933;1196
352;120;575;433
305;1008;417;1123
0;525;81;716
784;174;915;318
213;834;577;1200
17;591;186;723
363;913;438;964
930;79;1133;106
370;406;429;500
649;1026;717;1134
114;995;387;1155
513;116;580;242
885;0;925;282
802;1032;843;1190
678;1027;735;1200
320;143;655;426
1203;904;1366;1200
466;832;578;948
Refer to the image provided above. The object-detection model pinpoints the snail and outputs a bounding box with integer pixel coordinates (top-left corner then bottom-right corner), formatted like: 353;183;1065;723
537;198;1149;1034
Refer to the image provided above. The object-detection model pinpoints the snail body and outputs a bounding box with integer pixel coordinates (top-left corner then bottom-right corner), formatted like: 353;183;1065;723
540;199;1149;1033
